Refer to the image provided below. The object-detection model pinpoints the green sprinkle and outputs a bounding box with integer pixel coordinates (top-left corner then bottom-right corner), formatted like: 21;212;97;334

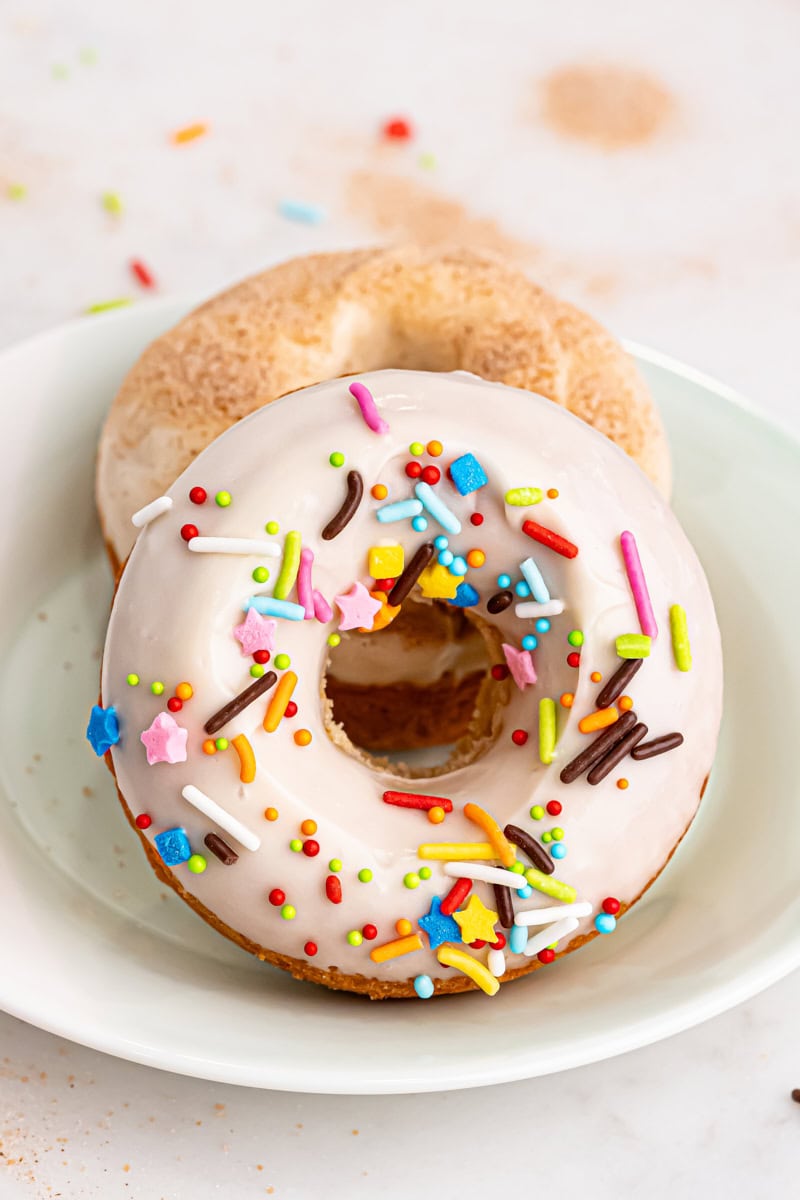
187;854;207;874
327;633;341;648
539;697;557;765
214;738;228;751
530;805;545;820
419;866;432;880
542;832;553;844
150;681;164;696
215;490;232;508
102;191;123;216
669;604;692;672
567;629;584;647
265;520;279;534
329;451;345;468
616;633;652;659
252;566;269;583
85;298;132;315
289;839;303;853
280;904;296;920
524;867;577;903
505;487;543;507
126;673;139;686
274;653;291;671
509;860;525;874
418;151;437;170
6;183;27;201
409;442;425;456
51;63;69;79
403;872;421;889
357;868;373;883
273;531;302;600
328;858;342;872
250;664;265;678
346;929;363;946
551;827;564;841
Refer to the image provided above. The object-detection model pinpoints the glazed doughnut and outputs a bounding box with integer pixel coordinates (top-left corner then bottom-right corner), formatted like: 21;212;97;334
89;369;721;999
96;245;671;572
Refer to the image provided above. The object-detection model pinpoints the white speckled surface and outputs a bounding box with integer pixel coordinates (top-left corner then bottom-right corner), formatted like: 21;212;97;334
1;0;798;1193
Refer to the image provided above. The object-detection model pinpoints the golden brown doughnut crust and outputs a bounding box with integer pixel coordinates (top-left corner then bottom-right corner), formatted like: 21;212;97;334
97;245;670;571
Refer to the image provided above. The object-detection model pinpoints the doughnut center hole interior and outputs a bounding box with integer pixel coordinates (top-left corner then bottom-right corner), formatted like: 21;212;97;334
322;597;509;778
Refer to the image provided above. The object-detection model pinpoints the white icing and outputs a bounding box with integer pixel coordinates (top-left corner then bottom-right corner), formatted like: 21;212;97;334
101;370;722;990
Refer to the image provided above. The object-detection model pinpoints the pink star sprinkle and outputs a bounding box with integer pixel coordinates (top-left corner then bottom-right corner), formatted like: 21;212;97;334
233;607;277;656
502;643;537;691
140;712;188;765
334;581;383;632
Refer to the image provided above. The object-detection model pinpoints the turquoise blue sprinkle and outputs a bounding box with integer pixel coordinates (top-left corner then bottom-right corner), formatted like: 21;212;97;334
497;573;511;588
415;480;461;534
515;580;531;597
412;515;428;532
521;635;538;651
509;923;528;954
450;555;468;575
520;556;550;603
536;618;551;633
438;549;454;567
434;535;449;550
517;884;533;899
278;198;326;224
377;498;423;523
245;596;305;620
594;913;616;934
551;842;567;859
413;973;435;999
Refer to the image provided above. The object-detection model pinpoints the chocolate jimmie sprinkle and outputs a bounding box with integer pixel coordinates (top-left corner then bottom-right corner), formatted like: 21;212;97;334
204;670;278;736
559;710;639;783
204;832;239;865
587;722;649;784
321;470;364;540
596;657;643;708
388;541;435;605
493;882;516;928
631;732;684;760
504;822;555;875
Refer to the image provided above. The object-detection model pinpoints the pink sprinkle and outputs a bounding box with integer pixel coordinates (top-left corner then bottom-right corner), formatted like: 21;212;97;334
620;531;658;639
349;381;389;435
312;588;333;623
297;547;315;619
502;644;537;691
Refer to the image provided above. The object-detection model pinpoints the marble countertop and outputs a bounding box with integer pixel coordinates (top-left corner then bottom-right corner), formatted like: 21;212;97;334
1;0;798;1195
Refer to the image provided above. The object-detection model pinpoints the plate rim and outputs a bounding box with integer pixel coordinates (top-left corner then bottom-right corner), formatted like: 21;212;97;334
1;303;799;1093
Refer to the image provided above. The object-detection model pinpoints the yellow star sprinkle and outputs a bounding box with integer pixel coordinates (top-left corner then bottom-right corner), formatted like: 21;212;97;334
417;563;464;600
452;894;499;944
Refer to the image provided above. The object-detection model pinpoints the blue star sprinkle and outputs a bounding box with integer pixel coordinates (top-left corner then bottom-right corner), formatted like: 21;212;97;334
449;582;480;608
86;705;119;756
419;896;463;949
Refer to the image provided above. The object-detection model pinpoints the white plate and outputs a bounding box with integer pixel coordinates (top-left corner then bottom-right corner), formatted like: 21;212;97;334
0;300;798;1094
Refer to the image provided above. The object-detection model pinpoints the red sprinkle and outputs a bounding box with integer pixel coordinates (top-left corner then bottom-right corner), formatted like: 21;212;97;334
302;839;320;857
567;651;581;668
405;461;423;479
440;877;472;916
135;813;152;829
304;941;318;957
180;523;199;542
253;649;270;664
546;800;562;816
167;697;183;712
362;923;378;940
470;513;484;526
602;897;621;915
268;888;285;906
374;578;396;592
325;875;342;904
491;932;507;950
470;939;487;950
491;664;510;681
383;790;454;813
284;700;298;718
511;729;528;746
522;519;579;559
421;465;441;485
189;486;207;505
130;259;156;288
537;948;556;964
382;116;413;140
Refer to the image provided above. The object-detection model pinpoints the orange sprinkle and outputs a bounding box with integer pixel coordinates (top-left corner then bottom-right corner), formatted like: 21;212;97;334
617;778;629;790
172;122;208;145
264;807;279;821
300;819;317;836
395;918;413;936
427;805;446;824
175;681;194;701
264;670;297;732
590;671;602;683
202;738;217;755
463;802;516;867
426;440;443;457
466;549;486;568
559;692;574;708
619;694;634;711
294;728;312;747
547;488;559;499
371;483;388;500
231;733;256;783
578;707;619;734
369;933;423;964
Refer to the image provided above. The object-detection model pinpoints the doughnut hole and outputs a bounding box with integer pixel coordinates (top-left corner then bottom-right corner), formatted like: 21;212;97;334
322;597;510;778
